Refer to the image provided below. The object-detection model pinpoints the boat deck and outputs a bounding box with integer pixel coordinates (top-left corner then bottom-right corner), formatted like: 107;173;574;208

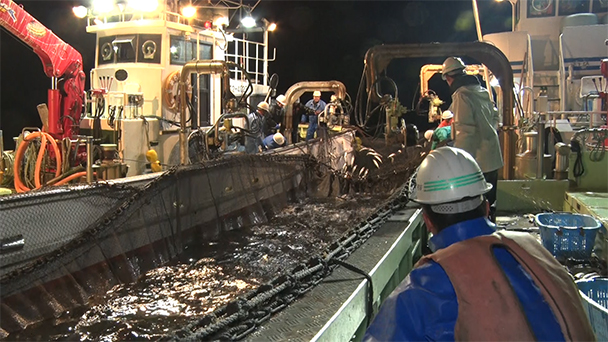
247;205;425;342
565;192;608;229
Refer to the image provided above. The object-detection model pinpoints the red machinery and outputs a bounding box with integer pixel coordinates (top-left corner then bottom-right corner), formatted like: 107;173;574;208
0;0;85;139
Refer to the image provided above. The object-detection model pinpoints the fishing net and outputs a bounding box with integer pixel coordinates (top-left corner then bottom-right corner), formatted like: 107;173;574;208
0;130;427;338
0;154;317;336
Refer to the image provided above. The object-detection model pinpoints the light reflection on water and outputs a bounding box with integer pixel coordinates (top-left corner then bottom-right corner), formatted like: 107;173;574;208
11;195;387;341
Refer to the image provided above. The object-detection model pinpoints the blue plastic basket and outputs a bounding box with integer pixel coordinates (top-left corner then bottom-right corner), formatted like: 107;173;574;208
534;212;601;259
576;278;608;341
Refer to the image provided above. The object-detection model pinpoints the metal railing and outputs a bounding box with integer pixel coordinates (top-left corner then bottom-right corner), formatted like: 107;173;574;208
225;36;276;86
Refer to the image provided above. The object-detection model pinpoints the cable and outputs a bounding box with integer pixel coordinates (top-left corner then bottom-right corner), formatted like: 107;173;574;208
13;131;62;193
330;259;375;325
570;139;584;177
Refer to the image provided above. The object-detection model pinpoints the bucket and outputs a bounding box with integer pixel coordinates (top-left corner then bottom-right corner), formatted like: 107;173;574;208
576;278;608;341
534;212;602;259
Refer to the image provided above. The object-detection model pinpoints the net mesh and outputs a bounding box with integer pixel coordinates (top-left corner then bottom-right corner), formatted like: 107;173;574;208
0;130;427;337
0;154;316;334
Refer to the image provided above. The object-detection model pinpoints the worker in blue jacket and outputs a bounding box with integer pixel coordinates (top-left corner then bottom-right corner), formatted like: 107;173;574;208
304;91;326;141
364;147;594;342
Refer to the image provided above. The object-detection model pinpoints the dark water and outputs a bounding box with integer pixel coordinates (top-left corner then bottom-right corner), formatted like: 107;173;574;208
9;195;389;341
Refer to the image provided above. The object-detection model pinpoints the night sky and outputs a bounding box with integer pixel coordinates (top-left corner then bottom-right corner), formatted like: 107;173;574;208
1;0;511;149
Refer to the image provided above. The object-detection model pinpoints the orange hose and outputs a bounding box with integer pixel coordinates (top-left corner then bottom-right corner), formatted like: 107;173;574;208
34;133;47;189
54;171;88;186
13;131;63;193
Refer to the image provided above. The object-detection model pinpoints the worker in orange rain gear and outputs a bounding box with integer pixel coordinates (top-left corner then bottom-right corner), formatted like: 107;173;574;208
364;146;595;342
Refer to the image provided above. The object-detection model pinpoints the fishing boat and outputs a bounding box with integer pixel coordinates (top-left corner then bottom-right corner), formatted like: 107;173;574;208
0;0;606;340
0;0;362;336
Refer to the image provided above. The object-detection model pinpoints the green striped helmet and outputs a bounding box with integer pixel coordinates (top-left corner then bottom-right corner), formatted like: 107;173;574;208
412;146;492;205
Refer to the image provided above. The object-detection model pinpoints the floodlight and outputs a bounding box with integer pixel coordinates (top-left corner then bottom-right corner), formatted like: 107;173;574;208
181;5;196;18
72;6;88;18
214;16;229;28
241;15;256;28
128;0;159;12
93;0;114;14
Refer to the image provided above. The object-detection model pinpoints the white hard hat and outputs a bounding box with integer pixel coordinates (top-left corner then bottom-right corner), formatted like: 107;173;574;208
257;101;269;111
276;95;286;106
273;132;285;145
424;130;434;141
441;110;454;120
313;91;321;97
441;57;466;80
411;147;492;212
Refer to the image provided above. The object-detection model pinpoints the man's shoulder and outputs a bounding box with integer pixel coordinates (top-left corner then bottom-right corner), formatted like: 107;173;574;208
409;259;453;293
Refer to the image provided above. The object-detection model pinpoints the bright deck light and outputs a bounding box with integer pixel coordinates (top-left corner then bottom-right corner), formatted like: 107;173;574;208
128;0;159;12
241;16;256;28
181;5;196;18
214;16;229;28
93;0;114;14
267;22;276;31
72;6;88;18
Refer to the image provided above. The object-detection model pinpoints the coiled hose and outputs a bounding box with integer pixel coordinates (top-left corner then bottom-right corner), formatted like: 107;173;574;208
13;131;62;193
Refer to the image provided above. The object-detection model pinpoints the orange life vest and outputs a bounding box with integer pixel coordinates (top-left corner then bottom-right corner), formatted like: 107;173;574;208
417;230;595;341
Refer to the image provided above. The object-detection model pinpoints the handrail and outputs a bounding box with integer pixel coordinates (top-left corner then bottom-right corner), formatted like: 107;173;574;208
179;60;232;165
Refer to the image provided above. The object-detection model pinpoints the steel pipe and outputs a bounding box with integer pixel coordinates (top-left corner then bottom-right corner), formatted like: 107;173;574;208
179;60;232;165
86;136;93;183
536;121;544;179
363;42;515;179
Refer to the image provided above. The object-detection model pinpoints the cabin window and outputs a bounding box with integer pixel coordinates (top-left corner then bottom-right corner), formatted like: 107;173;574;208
198;43;212;60
591;0;608;13
137;34;162;64
559;0;590;15
528;0;555;17
113;36;137;63
170;36;197;65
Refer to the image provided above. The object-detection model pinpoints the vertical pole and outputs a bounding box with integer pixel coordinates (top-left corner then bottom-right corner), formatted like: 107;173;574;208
263;30;269;86
0;130;4;185
86;136;94;183
536;120;544;179
471;0;493;98
510;0;516;31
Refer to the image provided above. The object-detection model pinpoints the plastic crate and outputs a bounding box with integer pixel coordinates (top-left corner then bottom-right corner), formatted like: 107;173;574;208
535;212;601;259
576;278;608;341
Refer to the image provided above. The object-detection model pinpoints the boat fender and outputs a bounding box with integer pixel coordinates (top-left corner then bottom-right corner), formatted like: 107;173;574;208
146;149;162;172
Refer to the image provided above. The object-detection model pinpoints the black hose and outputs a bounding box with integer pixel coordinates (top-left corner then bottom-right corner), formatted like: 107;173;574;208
93;97;105;141
571;139;584;177
330;259;375;326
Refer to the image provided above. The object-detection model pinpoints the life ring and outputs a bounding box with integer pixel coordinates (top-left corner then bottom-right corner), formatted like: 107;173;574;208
531;0;552;13
163;70;192;112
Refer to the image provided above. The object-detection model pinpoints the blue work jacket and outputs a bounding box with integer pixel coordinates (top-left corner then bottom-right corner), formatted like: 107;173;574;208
305;99;327;115
363;217;566;342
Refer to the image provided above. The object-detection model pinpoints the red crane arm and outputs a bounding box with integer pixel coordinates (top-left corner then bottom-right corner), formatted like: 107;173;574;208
1;0;85;138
